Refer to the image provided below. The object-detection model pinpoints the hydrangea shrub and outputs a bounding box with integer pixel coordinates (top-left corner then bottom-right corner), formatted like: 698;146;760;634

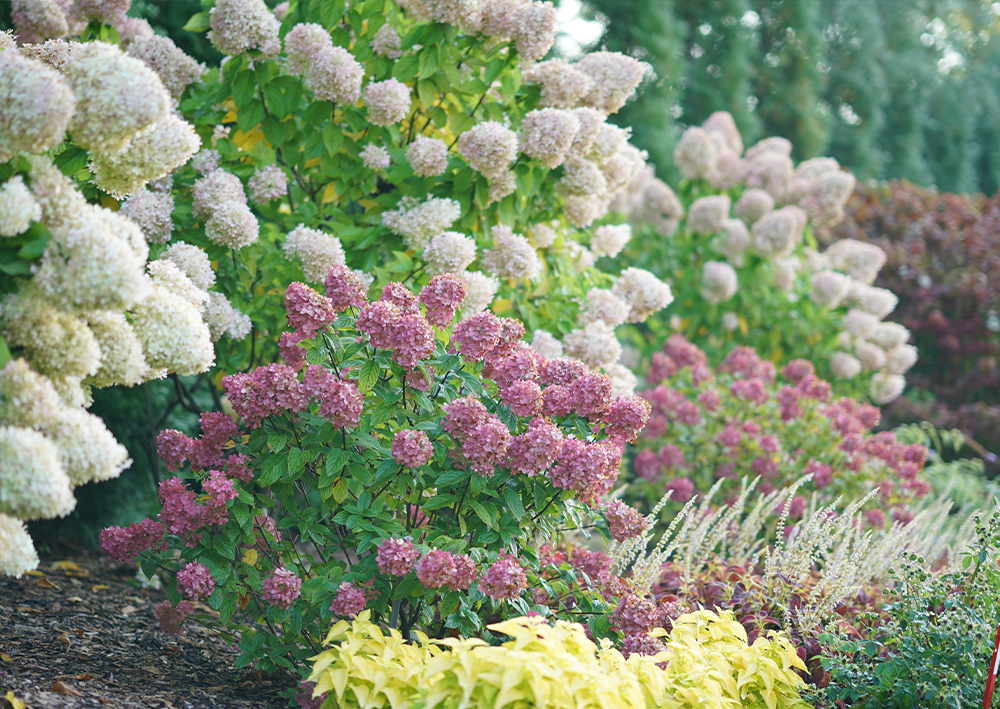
624;334;929;528
613;111;913;404
100;274;652;674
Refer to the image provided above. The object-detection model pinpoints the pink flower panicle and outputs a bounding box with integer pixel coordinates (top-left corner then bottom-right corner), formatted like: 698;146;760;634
295;681;326;709
226;453;253;483
330;581;367;617
506;418;563;476
389;314;435;368
548;438;616;505
491;347;539;386
324;264;369;312
157;429;193;471
302;365;363;428
262;567;302;609
379;281;421;316
391;430;433;468
601;396;651;442
222;364;309;428
376;538;420;576
356;300;401;349
662;334;708;369
188;411;238;471
730;378;769;406
461;415;512;476
155;600;192;637
177;561;215;601
415;549;478;591
620;633;666;659
541;384;574;418
604;500;648;542
442;395;489;439
478;554;527;600
571;373;613;419
419;274;467;326
500;379;543;418
279;331;307;371
612;593;659;636
202;470;238;526
452;311;504;358
158;477;205;541
99;518;165;563
719;346;776;382
285;282;337;335
664;476;695;502
494;318;526;357
646;352;678;384
781;359;815;385
539;357;587;387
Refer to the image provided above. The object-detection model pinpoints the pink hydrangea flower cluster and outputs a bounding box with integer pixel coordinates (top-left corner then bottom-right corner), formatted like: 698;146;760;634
285;282;337;334
355;283;443;370
279;331;307;371
604;500;648;542
391;430;433;468
478;554;527;600
324;265;368;312
500;379;543;417
99;517;165;563
156;473;235;545
601;396;651;442
302;365;363;429
262;567;302;609
156;412;239;474
548;437;623;506
222;364;310;428
418;274;467;326
156;429;192;472
632;334;929;523
415;549;477;591
376;537;420;576
154;600;192;638
294;681;326;709
176;561;215;601
330;581;369;617
505;417;564;476
461;416;512;476
452;311;503;358
612;593;659;636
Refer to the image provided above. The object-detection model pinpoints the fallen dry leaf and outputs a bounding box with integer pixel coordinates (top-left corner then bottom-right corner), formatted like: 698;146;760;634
121;605;138;616
4;691;26;709
53;560;81;572
90;584;109;592
26;570;44;577
35;577;61;590
56;632;72;645
74;674;93;681
142;665;162;676
52;681;83;697
67;596;83;603
0;653;11;662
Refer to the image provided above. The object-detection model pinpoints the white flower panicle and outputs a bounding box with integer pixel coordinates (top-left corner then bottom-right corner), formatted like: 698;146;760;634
11;0;70;41
381;196;462;251
745;146;794;202
830;351;862;380
869;322;910;351
734;188;775;225
204;292;238;342
852;284;898;319
825;239;887;286
370;24;403;59
248;164;289;204
513;2;558;63
793;160;856;226
519;108;580;169
191;169;246;218
809;270;853;309
772;256;799;291
0;176;41;238
0;292;101;380
0;51;76;163
131;284;215;376
148;259;209;312
481;0;527;38
575;51;644;115
562;194;610;229
589;124;630;165
487;171;517;205
63;42;172;155
843;309;880;340
600;143;647;194
578;288;630;328
0;425;74;521
524;59;593;109
703;111;743;155
68;0;130;27
563;239;596;269
84;310;148;388
0;359;62;430
568;107;604;155
885;344;918;375
116;17;156;46
854;339;886;371
229;309;252;340
284;24;364;103
90;113;200;197
16;38;74;70
423;231;477;276
273;1;290;21
623;169;684;238
718;218;750;265
750;205;806;259
530;329;563;359
481;225;541;280
529;222;558;248
558;156;607;197
189;149;220;175
687;195;731;236
161;242;216;290
47;407;132;486
424;0;483;31
363;79;411;126
458;121;519;179
119;188;174;244
722;312;740;332
208;0;281;59
870;373;905;405
205;201;259;249
282;224;347;282
126;35;205;100
458;271;499;316
700;261;738;305
612;267;673;323
674;127;717;182
0;513;39;577
563;320;622;369
591;223;631;259
360;144;391;171
406;136;449;177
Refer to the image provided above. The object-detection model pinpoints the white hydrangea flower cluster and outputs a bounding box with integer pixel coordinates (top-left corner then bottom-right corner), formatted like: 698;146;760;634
590;223;631;259
191;168;259;248
381;195;462;251
119;187;175;244
282;224;347;283
360;144;392;172
406;136;449;177
208;0;281;60
458;121;519;179
700;261;738;305
0;176;42;238
248;164;289;204
481;225;542;281
282;22;363;103
362;78;412;126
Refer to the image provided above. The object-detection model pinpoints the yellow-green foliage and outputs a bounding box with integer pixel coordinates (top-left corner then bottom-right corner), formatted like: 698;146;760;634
305;610;812;709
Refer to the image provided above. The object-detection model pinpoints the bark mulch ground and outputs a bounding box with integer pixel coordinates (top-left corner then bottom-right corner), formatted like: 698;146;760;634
0;542;293;709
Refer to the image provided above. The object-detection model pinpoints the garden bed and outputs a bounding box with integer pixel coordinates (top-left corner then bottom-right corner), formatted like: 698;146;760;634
0;543;290;709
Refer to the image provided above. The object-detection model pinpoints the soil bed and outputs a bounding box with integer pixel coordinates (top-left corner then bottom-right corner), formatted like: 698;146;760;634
0;542;292;709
